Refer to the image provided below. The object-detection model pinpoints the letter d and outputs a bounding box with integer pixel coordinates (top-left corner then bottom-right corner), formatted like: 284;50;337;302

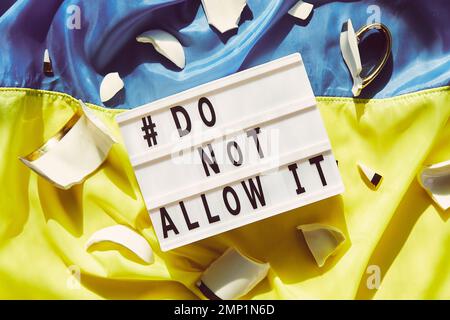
267;305;275;315
171;106;191;137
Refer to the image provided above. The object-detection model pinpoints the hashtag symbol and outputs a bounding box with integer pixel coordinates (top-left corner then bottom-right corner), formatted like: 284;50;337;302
141;115;158;147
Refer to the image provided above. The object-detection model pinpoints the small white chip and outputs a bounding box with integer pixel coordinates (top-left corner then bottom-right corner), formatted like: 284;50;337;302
201;0;247;34
136;30;185;69
288;1;314;21
358;162;383;188
297;223;346;267
85;225;154;264
99;72;124;103
197;248;270;300
43;49;53;76
418;159;450;210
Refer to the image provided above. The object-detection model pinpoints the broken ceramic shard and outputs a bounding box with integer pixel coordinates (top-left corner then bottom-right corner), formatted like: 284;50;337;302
85;225;154;264
20;100;117;189
288;0;314;21
197;248;270;300
136;30;185;69
358;162;383;188
418;159;450;210
43;49;53;76
201;0;247;34
340;19;363;96
100;72;124;103
297;224;346;267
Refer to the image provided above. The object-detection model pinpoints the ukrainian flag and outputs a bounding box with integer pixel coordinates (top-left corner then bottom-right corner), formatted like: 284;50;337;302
0;0;448;299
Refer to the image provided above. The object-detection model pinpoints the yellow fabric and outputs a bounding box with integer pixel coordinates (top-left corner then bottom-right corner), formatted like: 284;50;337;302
0;87;449;299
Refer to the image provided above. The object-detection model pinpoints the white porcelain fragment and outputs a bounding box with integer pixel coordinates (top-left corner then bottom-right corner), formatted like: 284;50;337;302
85;225;154;264
136;30;185;69
20;100;117;189
418;159;450;210
43;49;53;76
201;0;247;34
100;72;124;103
288;1;314;20
197;248;270;300
358;162;383;188
340;19;363;97
297;224;346;267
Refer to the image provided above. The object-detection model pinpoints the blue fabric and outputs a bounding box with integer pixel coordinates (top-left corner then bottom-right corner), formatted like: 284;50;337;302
0;0;448;109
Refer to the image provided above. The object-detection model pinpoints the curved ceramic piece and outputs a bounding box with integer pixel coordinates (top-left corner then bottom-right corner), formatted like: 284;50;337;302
100;72;124;103
136;30;185;69
340;19;363;96
85;225;154;264
20;100;116;189
201;0;247;34
288;1;314;21
418;159;450;210
43;49;53;76
197;248;270;300
297;223;346;267
358;162;383;188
